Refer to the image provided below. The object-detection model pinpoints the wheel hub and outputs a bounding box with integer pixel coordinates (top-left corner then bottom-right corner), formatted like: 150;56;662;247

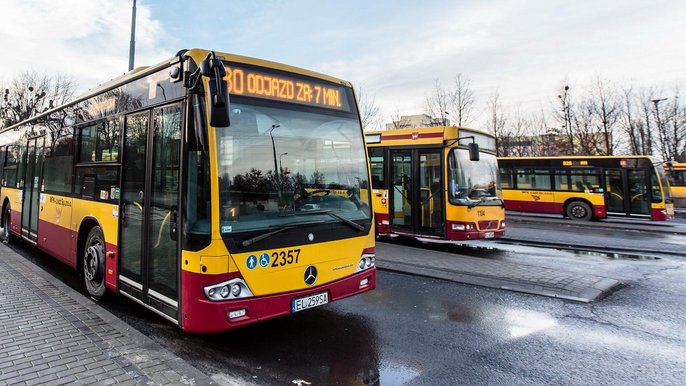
85;245;103;282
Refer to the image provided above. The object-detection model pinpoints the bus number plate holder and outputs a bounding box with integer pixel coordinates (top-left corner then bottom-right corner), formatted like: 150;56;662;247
484;232;495;238
292;292;329;313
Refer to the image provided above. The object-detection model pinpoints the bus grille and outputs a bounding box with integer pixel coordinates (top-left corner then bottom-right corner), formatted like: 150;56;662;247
478;220;499;230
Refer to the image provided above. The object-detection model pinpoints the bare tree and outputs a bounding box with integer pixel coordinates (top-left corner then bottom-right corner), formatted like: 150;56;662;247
424;79;451;126
387;107;407;130
572;97;601;155
354;84;380;132
484;90;507;155
618;83;646;155
507;110;537;157
652;87;686;162
449;73;475;127
589;76;620;155
666;89;686;162
1;70;76;129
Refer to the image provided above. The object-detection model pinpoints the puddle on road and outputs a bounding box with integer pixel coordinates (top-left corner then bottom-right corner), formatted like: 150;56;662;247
453;239;663;261
562;248;661;261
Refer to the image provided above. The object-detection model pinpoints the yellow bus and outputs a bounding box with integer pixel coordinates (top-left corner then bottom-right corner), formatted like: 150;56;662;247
498;156;674;221
0;48;376;333
665;162;686;208
365;126;505;240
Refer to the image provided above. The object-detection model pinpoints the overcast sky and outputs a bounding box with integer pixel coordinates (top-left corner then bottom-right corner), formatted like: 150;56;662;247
1;0;684;129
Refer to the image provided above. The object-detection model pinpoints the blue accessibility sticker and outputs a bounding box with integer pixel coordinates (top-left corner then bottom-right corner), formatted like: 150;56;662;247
259;253;270;267
246;255;257;270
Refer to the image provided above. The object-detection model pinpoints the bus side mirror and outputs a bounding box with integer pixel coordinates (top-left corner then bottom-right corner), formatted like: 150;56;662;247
200;54;231;128
468;143;480;161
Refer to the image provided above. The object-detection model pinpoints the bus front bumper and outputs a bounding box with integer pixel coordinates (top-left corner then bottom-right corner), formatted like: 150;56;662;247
180;268;376;333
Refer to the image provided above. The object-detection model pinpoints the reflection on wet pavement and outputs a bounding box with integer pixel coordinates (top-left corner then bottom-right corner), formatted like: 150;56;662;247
378;360;421;385
505;309;557;338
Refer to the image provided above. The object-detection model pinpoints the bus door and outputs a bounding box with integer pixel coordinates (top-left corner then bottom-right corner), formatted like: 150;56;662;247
21;136;44;242
119;104;182;322
603;168;650;217
389;148;444;237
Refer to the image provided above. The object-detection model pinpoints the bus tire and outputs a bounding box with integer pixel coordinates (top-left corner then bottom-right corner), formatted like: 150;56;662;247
1;206;17;244
83;226;107;300
566;201;592;221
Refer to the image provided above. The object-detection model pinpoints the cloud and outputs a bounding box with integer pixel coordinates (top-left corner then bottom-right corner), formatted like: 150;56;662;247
315;0;686;128
0;0;171;92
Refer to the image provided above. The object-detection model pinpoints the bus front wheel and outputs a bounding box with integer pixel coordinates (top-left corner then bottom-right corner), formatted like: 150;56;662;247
566;201;592;221
83;226;106;300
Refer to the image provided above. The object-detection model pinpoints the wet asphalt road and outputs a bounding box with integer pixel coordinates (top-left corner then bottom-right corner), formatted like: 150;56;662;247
8;220;686;385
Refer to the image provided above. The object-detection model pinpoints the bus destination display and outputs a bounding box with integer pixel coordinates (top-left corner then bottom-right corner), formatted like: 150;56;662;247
224;63;350;112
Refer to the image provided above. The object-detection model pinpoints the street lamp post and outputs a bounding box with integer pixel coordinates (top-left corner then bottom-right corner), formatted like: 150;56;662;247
128;0;137;71
558;85;573;154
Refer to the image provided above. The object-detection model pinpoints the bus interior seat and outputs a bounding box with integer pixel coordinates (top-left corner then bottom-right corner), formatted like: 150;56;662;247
576;181;586;191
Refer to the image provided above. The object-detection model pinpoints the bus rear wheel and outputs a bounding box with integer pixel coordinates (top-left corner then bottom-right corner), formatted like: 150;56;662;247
1;207;17;244
566;201;592;221
84;226;106;300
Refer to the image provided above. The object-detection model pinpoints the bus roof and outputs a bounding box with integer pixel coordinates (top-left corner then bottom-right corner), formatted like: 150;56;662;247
666;162;686;170
365;126;493;147
0;48;353;135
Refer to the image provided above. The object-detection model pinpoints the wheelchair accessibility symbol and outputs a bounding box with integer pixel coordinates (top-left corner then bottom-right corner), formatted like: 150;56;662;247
259;253;270;267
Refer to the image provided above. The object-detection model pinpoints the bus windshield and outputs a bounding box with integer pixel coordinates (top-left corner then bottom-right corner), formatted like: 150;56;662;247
216;101;371;234
448;149;501;205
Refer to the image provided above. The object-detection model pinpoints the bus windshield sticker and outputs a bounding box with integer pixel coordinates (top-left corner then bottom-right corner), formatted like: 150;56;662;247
221;225;233;233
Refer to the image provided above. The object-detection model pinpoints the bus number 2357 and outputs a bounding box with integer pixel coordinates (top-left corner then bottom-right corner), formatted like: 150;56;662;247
271;249;301;267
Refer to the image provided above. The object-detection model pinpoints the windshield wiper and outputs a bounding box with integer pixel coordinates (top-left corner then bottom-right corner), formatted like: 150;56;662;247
239;225;297;247
326;211;366;231
292;209;366;232
468;197;504;208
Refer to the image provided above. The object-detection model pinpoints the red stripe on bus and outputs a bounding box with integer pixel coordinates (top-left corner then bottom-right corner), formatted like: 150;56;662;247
37;219;75;267
503;199;563;214
381;132;444;141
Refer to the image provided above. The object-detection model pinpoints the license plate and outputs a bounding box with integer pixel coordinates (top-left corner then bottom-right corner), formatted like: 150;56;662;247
292;292;329;313
484;232;495;238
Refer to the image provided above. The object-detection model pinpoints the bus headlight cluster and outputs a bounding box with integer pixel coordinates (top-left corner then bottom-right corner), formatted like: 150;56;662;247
355;254;375;272
204;278;254;302
452;223;474;231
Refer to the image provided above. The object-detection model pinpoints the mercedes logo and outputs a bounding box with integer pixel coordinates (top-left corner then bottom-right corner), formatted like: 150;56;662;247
304;265;318;286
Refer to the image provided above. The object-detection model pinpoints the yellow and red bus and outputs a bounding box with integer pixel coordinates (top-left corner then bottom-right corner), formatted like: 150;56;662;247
365;126;505;240
665;162;686;208
0;48;376;333
498;156;674;221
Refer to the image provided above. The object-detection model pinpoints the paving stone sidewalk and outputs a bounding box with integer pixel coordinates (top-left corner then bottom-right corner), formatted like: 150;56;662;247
375;241;622;302
0;244;217;385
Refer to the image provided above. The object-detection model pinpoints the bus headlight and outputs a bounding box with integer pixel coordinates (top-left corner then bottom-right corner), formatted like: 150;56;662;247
231;283;242;297
356;249;376;273
204;278;254;301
